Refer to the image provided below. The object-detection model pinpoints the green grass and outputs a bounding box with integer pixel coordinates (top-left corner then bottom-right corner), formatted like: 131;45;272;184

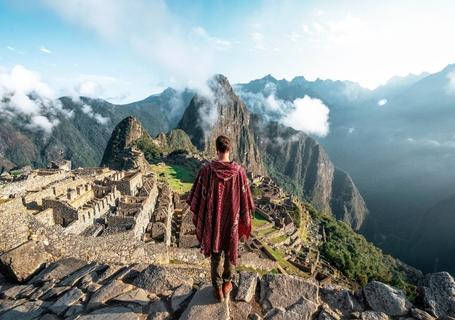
252;212;269;229
150;163;195;194
262;243;303;275
256;226;277;238
268;234;287;244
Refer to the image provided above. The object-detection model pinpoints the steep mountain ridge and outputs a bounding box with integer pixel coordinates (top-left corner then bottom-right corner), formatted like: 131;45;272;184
178;74;265;175
251;115;367;229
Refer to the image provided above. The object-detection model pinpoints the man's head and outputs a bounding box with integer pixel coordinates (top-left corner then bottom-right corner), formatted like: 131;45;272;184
216;135;231;157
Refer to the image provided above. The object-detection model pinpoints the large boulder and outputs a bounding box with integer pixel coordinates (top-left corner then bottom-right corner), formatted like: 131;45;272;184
0;241;53;282
179;284;229;320
320;284;364;316
421;272;455;318
363;281;412;316
260;274;319;312
360;311;390;320
235;271;258;303
133;265;193;296
264;297;319;320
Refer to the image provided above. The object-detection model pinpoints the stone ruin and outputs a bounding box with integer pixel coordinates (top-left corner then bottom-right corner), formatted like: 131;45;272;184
0;162;177;247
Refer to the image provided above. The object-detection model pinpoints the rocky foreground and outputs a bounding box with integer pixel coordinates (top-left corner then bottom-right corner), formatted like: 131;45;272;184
0;257;454;320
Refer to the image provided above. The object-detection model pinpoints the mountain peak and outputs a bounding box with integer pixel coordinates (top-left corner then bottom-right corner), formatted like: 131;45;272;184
100;116;150;171
261;74;277;82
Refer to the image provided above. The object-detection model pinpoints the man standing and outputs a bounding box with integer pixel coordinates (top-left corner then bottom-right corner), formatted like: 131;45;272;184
186;135;255;302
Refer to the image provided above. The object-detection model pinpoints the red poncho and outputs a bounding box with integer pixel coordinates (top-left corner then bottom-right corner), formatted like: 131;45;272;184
186;160;255;265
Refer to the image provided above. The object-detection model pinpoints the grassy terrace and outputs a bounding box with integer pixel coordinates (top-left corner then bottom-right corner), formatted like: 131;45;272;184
150;163;195;194
251;211;305;276
252;211;269;228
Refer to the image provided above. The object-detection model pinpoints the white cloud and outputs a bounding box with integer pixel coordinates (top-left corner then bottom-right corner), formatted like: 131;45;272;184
250;31;265;50
42;0;226;92
446;70;455;94
76;80;103;98
80;103;109;124
6;46;24;55
236;82;293;119
377;98;388;106
39;46;53;54
237;84;330;137
192;27;232;51
0;65;70;132
282;96;330;137
348;127;355;133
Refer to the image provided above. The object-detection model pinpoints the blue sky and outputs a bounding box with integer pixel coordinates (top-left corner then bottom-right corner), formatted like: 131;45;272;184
1;0;455;103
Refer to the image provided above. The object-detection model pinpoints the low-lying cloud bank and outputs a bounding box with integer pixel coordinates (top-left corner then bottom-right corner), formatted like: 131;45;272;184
236;83;330;137
0;65;71;132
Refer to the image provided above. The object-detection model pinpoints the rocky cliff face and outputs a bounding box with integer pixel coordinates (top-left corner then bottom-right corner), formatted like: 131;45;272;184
179;75;368;229
178;74;265;175
100;116;150;171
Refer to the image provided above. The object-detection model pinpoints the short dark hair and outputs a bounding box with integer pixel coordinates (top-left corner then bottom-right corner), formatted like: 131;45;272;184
216;135;231;153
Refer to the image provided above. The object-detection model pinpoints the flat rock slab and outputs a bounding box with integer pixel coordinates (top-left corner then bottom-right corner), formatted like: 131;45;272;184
260;274;319;311
360;311;390;320
49;287;85;315
88;280;133;310
29;280;56;300
235;271;258;303
29;258;87;284
147;299;170;320
133;265;193;296
0;300;47;320
179;285;229;320
265;297;319;320
0;298;27;314
78;306;141;320
40;285;71;301
1;284;32;299
112;287;152;306
171;284;194;312
59;262;100;287
363;281;411;316
230;301;252;320
0;241;52;282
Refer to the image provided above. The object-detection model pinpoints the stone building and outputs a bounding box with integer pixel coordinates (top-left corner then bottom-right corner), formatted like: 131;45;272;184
104;176;159;240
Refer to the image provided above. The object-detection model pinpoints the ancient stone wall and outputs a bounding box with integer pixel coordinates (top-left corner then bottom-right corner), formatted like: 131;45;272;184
151;184;174;246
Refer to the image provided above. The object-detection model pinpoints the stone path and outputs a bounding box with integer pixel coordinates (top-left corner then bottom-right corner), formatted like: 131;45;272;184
0;257;452;320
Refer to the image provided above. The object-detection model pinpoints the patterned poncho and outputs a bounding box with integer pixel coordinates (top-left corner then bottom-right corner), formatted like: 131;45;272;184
186;160;255;265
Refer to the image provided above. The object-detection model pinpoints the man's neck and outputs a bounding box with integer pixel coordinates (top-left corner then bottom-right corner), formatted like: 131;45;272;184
217;153;230;162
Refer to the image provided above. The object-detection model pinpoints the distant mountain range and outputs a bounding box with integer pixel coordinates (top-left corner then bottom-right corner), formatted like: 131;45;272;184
2;65;455;274
236;64;455;274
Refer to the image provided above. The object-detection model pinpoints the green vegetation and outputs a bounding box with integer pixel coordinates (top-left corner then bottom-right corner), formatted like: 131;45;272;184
268;234;287;244
256;226;276;238
262;243;303;275
307;203;417;299
150;163;195;194
134;136;161;161
252;212;269;229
